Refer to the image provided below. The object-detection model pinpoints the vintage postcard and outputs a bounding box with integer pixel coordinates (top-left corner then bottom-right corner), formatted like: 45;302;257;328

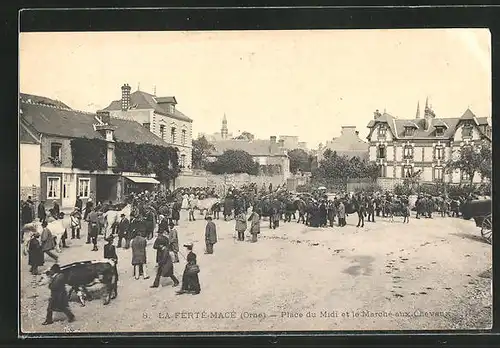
19;29;492;334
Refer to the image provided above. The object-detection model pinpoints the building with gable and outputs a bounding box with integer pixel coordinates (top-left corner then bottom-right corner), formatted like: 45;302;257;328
316;125;369;163
20;93;178;209
208;136;291;180
366;99;491;183
103;84;194;170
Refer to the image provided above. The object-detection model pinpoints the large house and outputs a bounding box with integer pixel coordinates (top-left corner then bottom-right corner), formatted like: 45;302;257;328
208;136;291;180
103;84;194;170
19;93;178;209
317;125;369;163
366;100;491;183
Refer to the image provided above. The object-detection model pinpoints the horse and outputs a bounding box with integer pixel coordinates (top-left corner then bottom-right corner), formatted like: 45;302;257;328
102;203;132;238
195;197;220;218
22;214;70;255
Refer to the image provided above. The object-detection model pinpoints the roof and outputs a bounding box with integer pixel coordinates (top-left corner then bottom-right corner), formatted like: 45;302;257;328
367;108;490;140
323;126;369;152
154;96;177;105
211;139;288;157
20;93;71;109
19;100;170;147
104;90;192;123
19;122;40;144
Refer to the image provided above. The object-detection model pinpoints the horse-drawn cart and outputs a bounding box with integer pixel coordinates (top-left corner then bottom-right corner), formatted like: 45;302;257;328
460;198;492;244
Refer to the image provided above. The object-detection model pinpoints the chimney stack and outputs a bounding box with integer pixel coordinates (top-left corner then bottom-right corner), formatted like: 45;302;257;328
270;136;277;143
97;110;111;125
278;139;285;147
121;83;131;111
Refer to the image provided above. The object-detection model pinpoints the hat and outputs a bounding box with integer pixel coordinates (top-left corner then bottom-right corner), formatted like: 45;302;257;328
105;235;114;242
183;242;194;248
33;232;40;238
168;220;175;227
159;214;165;219
205;215;213;220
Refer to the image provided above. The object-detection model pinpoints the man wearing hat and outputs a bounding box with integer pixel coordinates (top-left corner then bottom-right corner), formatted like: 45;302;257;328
204;215;217;254
153;224;169;265
42;264;75;325
150;238;179;288
28;231;44;275
70;207;82;239
117;213;130;249
104;235;118;262
168;221;179;263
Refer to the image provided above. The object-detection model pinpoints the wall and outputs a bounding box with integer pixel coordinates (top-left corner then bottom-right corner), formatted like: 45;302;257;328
40;135;72;167
20;143;41;200
376;177;403;191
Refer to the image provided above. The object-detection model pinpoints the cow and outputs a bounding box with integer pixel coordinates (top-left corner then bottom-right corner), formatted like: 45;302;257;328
39;259;118;307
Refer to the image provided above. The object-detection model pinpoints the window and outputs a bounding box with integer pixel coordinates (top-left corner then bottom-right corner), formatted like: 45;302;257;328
434;146;444;160
435;127;444;136
377;125;387;137
47;177;60;199
377;145;386;159
403;145;413;159
180;154;186;168
143;123;150;131
181;129;187;145
461;170;471;182
404;127;414;136
378;165;387;177
159;125;165;140
168;105;175;113
50;143;62;160
78;178;90;198
462;124;473;138
171;127;176;143
403;166;413;178
433;167;444;182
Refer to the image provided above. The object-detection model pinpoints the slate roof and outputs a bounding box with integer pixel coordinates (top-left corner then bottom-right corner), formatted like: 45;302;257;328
323;127;369;153
211;139;288;157
19;122;40;144
154;96;177;104
366;108;490;140
19;100;170;147
104;90;192;122
20;93;71;109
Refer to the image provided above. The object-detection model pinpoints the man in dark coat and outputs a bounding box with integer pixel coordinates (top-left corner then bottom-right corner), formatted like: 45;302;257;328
22;200;34;225
51;201;60;220
42;264;75;325
153;229;169;264
28;232;44;275
87;208;99;251
150;239;179;288
356;197;366;228
157;215;169;235
117;213;130;248
319;201;327;227
37;200;47;224
366;196;376;222
75;195;83;211
204;216;217;254
327;201;337;227
83;198;94;221
177;242;201;295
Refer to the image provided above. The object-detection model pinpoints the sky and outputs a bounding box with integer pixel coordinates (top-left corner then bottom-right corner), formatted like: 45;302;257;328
19;29;491;149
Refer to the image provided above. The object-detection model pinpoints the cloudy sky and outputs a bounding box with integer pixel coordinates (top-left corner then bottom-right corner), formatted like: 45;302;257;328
20;29;491;148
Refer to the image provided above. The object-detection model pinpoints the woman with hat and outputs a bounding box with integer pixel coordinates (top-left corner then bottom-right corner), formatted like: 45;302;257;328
177;242;200;295
28;231;44;275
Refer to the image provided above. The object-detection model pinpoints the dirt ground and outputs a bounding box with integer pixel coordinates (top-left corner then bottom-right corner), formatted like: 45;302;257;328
20;211;492;333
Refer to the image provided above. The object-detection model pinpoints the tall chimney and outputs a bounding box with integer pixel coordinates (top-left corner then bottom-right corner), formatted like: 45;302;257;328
270;136;277;143
278;139;285;147
121;83;131;111
97;110;111;125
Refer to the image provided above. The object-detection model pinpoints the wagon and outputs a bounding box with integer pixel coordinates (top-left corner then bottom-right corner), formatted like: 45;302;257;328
460;198;492;244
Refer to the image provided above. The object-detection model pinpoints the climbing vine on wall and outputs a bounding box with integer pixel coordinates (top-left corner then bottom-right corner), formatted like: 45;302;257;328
114;141;180;182
70;138;108;171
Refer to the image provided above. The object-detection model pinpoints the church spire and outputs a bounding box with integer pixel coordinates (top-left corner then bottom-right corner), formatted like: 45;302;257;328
416;101;420;119
221;113;228;139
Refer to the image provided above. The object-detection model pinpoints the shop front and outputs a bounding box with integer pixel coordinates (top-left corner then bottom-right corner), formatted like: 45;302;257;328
123;175;160;195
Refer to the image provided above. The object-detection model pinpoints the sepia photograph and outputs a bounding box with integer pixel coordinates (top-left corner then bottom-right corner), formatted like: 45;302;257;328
19;29;492;333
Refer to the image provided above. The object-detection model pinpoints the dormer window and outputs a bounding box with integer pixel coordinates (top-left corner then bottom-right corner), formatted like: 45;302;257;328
435;127;445;136
462;124;473;138
403;145;413;159
377;125;387;137
168;104;174;113
50;142;62;160
404;127;415;136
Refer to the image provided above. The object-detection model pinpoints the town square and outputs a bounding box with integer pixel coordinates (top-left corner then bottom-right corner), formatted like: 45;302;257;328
19;29;492;333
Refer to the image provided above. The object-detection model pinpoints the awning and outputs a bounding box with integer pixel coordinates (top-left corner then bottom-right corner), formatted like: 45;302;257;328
124;176;160;184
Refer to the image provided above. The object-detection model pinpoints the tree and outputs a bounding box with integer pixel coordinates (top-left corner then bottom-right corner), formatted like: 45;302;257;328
192;136;215;169
233;131;255;141
206;150;259;175
288;148;311;174
445;140;491;184
361;162;380;181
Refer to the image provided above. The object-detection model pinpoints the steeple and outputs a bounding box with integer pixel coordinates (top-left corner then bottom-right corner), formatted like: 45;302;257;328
416;101;420;119
221;113;228;139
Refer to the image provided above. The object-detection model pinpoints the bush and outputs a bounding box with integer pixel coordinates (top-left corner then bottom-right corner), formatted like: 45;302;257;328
355;183;383;194
394;183;414;196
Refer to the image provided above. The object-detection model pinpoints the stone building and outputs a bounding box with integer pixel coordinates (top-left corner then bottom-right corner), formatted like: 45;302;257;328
19;93;176;209
366;99;491;183
104;84;194;171
317;125;369;163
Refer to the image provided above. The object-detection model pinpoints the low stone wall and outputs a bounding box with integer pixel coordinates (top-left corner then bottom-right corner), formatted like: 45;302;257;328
376;177;404;191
